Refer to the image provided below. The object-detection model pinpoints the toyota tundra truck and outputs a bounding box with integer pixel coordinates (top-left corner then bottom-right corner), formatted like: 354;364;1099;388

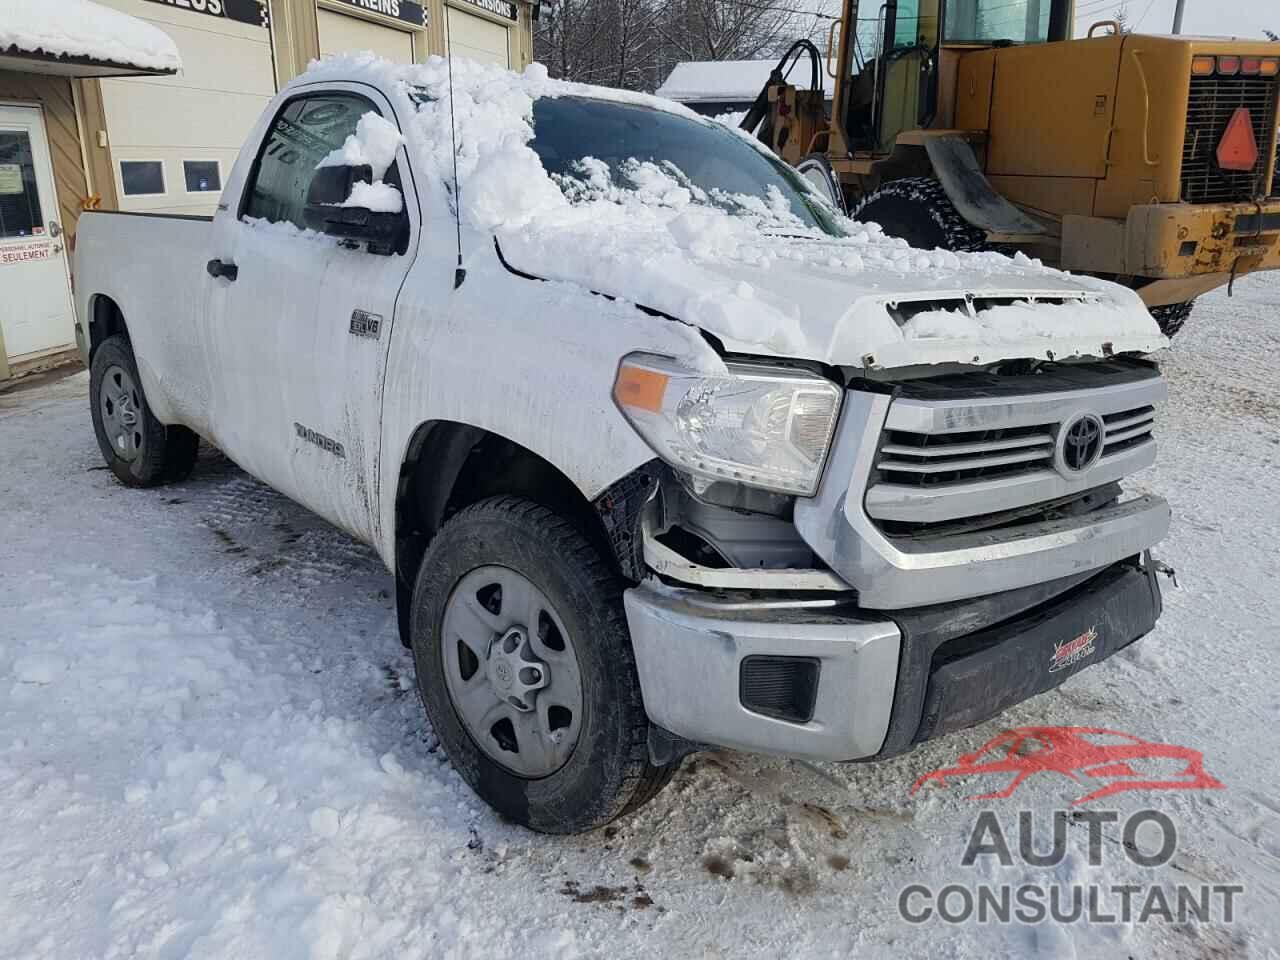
72;55;1172;834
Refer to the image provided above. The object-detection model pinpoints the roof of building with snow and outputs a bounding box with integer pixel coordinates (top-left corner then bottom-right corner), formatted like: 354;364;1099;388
656;59;835;104
0;0;182;77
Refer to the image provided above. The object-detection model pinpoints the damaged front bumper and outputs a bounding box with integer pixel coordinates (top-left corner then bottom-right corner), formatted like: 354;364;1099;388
623;556;1164;762
616;361;1172;762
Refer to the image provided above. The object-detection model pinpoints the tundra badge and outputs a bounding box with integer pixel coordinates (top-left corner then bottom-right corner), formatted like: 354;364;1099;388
294;422;345;459
350;309;382;340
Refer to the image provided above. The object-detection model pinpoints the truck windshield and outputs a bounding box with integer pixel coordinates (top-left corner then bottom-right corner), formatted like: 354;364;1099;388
943;0;1052;44
529;96;845;237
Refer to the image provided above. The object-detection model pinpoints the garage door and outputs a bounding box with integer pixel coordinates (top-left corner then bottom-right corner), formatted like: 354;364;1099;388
318;9;416;65
446;8;510;68
96;0;275;216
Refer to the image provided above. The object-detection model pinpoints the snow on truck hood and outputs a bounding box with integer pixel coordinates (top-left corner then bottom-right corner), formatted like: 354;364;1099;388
302;55;1166;369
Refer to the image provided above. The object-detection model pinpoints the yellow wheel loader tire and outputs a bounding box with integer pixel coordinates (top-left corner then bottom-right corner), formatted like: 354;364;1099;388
852;177;985;253
1149;302;1193;339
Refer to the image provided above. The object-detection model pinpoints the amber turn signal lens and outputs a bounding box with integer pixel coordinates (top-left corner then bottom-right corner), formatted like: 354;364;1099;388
1191;56;1216;76
1217;56;1241;75
1260;59;1280;77
613;364;669;413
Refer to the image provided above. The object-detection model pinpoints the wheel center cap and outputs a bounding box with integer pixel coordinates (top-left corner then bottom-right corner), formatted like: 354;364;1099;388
493;660;513;689
486;627;549;710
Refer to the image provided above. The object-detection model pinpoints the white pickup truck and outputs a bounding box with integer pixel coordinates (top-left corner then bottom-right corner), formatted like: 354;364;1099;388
74;56;1172;834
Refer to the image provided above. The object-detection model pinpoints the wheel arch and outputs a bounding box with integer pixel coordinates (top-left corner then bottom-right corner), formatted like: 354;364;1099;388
87;294;128;363
391;420;629;646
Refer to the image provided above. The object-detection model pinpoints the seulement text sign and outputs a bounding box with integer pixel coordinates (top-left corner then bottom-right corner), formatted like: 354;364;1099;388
0;242;53;267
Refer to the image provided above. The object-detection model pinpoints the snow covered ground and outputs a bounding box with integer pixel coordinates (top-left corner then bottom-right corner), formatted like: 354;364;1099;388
2;275;1279;959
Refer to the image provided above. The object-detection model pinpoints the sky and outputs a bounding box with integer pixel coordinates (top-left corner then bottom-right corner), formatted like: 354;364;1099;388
1077;0;1276;39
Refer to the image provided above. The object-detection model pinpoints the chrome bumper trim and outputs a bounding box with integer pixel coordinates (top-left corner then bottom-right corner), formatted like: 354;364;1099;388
623;582;901;761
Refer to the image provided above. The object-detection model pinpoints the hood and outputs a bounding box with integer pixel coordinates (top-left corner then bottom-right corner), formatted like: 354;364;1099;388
496;226;1167;370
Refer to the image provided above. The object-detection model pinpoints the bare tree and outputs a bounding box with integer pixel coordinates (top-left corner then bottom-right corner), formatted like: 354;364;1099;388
1113;2;1130;33
535;0;831;93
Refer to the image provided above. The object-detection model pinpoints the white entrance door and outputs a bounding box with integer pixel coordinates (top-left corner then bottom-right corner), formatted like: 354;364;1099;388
0;104;75;363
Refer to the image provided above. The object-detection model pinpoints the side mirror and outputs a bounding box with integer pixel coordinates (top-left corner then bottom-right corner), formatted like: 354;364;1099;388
303;163;402;254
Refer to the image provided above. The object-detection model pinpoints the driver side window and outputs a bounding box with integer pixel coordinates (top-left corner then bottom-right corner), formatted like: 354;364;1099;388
243;93;398;230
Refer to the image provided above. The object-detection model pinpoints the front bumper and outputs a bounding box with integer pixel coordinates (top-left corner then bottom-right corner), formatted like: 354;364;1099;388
624;558;1163;762
1064;200;1280;304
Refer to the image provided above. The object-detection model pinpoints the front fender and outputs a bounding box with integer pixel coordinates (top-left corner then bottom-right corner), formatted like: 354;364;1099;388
376;247;720;567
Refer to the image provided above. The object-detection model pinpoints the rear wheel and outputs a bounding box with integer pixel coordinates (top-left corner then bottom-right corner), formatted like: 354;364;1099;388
852;176;986;252
410;496;678;833
89;334;198;487
1149;301;1193;338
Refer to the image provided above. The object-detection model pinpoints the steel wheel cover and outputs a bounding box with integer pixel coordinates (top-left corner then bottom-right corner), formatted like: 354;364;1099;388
441;565;584;778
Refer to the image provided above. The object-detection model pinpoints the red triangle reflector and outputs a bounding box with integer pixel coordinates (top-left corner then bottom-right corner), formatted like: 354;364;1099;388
1217;107;1259;172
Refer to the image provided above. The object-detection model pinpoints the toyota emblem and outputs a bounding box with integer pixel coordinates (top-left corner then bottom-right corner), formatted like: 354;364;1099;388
1060;414;1105;472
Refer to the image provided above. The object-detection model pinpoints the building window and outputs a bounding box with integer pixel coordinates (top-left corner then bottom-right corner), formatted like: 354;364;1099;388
183;160;222;193
120;161;165;196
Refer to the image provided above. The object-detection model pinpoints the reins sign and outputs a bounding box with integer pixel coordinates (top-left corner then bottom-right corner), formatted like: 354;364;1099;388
329;0;427;26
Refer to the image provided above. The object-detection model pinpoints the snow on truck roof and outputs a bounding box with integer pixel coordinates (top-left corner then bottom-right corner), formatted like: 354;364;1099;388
296;55;1164;362
656;59;836;103
1;0;182;75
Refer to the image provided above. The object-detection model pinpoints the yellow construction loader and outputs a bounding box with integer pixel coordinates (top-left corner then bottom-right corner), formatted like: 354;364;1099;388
743;0;1280;335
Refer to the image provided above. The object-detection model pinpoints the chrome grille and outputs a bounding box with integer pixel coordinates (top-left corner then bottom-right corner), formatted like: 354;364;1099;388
876;405;1154;491
1180;74;1279;204
877;424;1054;486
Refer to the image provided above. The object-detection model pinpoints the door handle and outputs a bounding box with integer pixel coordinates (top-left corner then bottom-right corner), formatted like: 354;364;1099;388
206;258;238;281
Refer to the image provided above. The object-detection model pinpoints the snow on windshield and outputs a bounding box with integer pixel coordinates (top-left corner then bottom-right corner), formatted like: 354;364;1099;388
301;55;1158;357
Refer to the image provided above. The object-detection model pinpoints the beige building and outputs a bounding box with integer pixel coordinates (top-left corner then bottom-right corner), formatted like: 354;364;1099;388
0;0;536;381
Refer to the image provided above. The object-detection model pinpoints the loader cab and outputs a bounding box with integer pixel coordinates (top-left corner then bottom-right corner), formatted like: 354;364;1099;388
833;0;1074;155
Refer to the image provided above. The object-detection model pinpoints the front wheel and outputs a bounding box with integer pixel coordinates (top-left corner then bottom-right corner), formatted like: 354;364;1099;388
410;496;677;833
89;334;198;487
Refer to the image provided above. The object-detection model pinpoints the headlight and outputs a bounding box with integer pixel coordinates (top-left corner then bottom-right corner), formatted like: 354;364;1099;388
613;353;842;496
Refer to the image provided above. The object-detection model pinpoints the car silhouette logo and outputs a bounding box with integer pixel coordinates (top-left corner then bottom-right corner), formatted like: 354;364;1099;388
911;726;1225;806
1060;414;1104;472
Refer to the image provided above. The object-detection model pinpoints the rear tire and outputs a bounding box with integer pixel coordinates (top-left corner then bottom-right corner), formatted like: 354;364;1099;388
89;334;198;488
852;176;986;252
410;496;677;834
1150;301;1193;338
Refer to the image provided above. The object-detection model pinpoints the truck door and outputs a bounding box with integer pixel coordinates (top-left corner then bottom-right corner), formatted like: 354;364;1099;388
204;86;419;546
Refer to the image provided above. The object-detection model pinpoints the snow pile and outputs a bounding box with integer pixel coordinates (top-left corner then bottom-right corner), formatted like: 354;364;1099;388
341;180;403;213
320;112;404;179
318;111;406;214
299;54;1163;362
0;0;182;73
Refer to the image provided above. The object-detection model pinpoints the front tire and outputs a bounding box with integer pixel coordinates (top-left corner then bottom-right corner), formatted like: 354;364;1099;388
852;176;986;252
410;496;677;834
89;334;198;487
